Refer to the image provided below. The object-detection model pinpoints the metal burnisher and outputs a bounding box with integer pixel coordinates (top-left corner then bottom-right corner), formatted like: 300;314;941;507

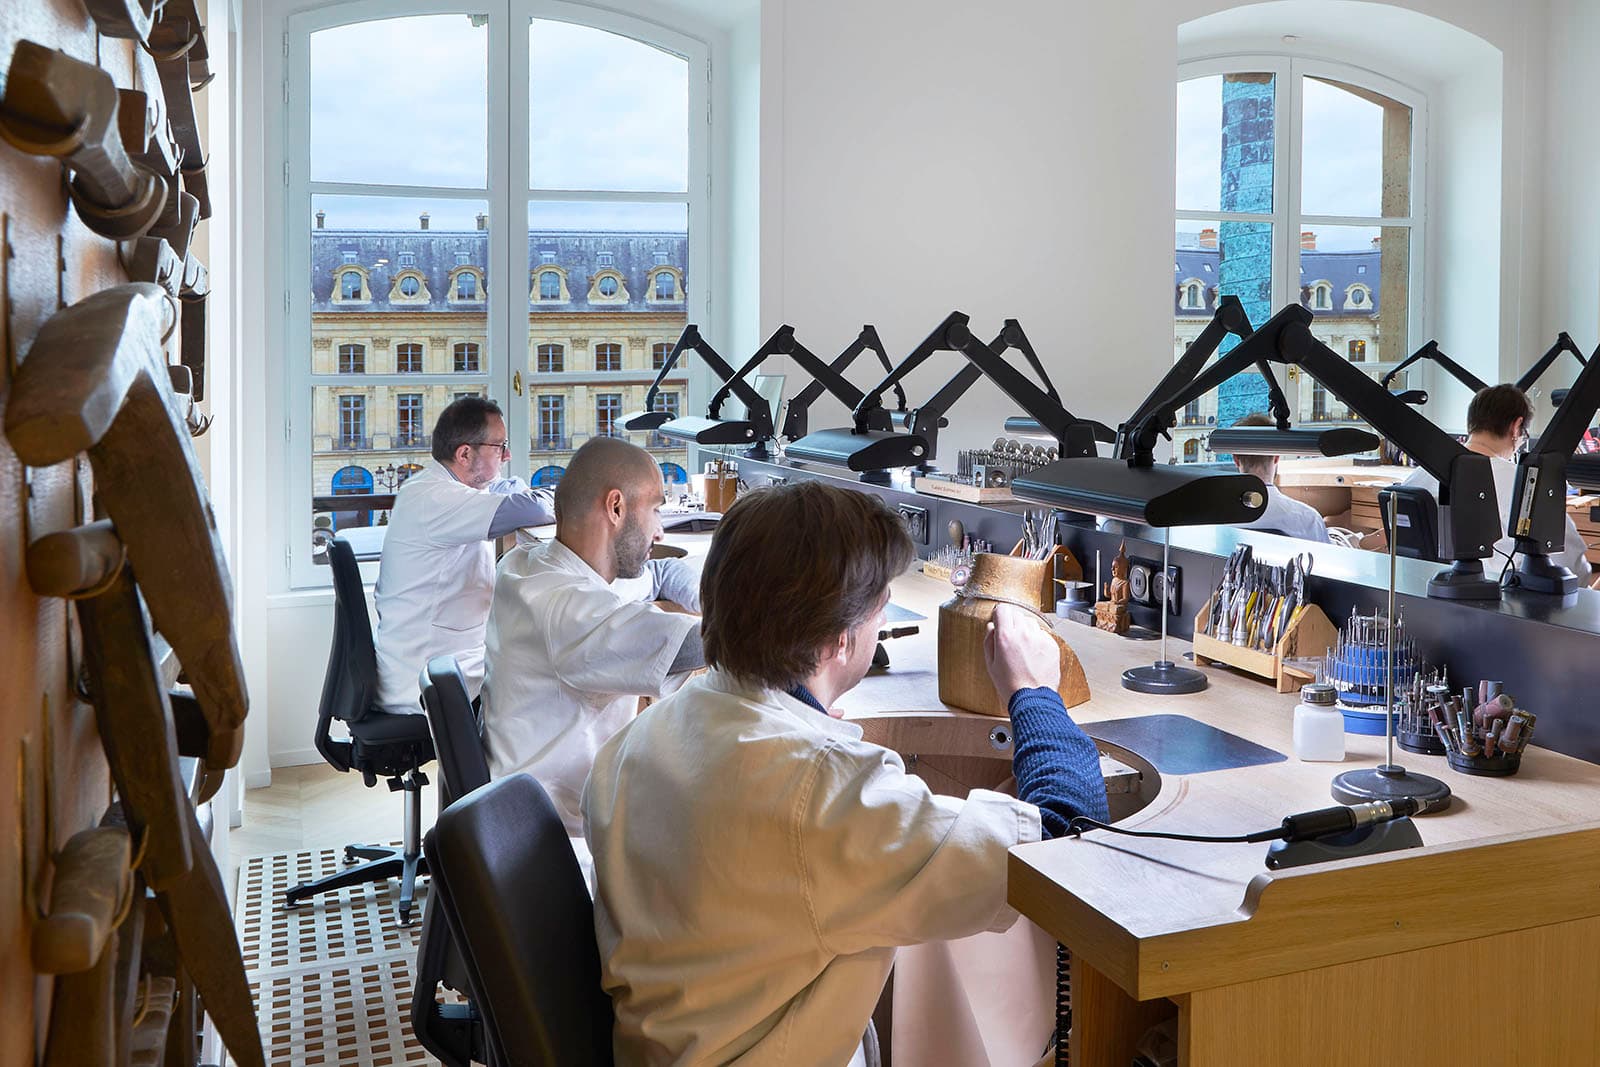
1331;491;1452;809
1123;527;1207;694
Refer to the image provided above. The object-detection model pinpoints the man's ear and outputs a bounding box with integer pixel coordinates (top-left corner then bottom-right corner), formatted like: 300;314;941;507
454;444;475;467
605;487;626;524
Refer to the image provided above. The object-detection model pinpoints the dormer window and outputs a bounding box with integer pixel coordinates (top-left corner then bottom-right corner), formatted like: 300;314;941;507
340;271;362;299
342;250;358;264
533;265;570;303
1179;279;1205;310
449;266;484;301
390;269;429;302
588;268;628;303
455;252;470;266
1310;281;1333;310
598;276;618;297
399;276;420;296
333;265;371;303
1347;284;1371;309
398;252;415;267
597;252;614;266
540;250;557;264
646;265;683;304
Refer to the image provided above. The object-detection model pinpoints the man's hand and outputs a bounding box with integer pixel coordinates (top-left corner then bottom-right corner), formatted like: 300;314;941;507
984;603;1061;698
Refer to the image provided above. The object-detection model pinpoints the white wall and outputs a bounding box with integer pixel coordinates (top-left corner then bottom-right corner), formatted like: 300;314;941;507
759;0;1553;454
760;0;1177;458
1538;0;1600;384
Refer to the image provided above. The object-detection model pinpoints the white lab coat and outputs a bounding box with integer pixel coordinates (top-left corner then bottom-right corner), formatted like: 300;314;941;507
481;538;700;835
372;463;504;711
1403;457;1592;576
1243;484;1332;542
582;670;1041;1067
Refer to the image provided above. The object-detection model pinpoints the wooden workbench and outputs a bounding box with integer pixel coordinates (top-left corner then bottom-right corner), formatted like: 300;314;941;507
642;531;1600;1062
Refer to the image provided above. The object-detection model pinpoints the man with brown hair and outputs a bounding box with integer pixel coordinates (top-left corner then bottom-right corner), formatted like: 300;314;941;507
1402;384;1591;577
583;481;1108;1066
1224;412;1331;542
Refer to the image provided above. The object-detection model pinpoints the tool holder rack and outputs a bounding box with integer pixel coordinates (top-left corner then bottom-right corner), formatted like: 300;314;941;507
1192;597;1339;694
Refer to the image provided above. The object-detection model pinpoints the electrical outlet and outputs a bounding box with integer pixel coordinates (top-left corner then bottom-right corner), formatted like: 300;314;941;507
1129;557;1182;616
897;504;930;545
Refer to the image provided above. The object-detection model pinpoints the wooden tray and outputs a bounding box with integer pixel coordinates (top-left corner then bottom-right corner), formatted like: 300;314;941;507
1192;594;1337;694
913;475;1016;504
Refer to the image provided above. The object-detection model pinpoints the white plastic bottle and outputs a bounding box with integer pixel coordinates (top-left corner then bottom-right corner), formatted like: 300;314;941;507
1293;682;1345;761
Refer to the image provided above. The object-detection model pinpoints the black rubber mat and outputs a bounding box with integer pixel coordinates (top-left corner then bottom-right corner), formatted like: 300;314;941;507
1086;713;1286;774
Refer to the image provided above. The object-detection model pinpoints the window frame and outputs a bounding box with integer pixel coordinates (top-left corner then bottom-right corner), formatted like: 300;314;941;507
281;0;712;588
1177;54;1426;390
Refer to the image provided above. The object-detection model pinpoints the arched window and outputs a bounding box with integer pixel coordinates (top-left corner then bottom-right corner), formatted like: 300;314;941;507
1177;56;1421;440
1182;439;1200;462
1180;280;1205;309
660;461;688;484
288;7;704;585
1347;339;1367;362
532;465;565;486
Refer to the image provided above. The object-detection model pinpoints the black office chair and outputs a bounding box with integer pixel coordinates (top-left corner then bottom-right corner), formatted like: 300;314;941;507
285;536;436;924
412;656;494;1067
424;774;615;1067
1378;484;1442;562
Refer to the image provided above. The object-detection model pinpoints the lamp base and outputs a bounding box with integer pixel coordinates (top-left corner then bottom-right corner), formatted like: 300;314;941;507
1330;764;1452;811
858;469;892;485
1427;561;1501;601
1513;552;1579;596
1122;660;1207;695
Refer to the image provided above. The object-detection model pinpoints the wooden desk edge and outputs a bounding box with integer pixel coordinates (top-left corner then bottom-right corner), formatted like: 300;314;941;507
1012;819;1600;1001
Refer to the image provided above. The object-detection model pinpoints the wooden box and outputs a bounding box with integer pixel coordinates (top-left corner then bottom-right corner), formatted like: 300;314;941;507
1192;595;1338;694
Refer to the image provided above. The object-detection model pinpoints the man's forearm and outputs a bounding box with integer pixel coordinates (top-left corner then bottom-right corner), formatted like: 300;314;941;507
1007;687;1110;837
667;628;706;674
486;488;556;538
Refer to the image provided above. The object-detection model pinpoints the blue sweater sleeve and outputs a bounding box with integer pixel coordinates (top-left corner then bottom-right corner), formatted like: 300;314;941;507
1007;687;1109;837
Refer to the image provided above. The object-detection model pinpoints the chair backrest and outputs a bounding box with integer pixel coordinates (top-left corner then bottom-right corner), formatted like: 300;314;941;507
313;538;381;769
425;775;615;1067
1378;484;1442;562
420;655;491;808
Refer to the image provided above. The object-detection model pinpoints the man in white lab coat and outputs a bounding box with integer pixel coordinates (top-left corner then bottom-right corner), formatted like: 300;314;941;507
1226;411;1332;543
583;481;1109;1066
480;436;703;837
372;396;554;712
1402;384;1591;578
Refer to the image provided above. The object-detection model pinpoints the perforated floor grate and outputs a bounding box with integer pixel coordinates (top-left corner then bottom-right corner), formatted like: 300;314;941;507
237;846;456;1066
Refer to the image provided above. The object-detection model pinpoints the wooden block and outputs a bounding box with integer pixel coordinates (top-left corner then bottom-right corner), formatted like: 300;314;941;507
912;475;1016;504
937;554;1091;717
31;826;132;975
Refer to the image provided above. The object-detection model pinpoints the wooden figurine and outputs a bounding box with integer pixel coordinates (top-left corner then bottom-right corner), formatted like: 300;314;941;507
1095;542;1133;635
938;553;1091;717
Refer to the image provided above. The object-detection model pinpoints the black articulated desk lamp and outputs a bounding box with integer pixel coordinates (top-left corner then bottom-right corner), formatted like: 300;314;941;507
1382;333;1588;408
786;311;1115;480
1159;304;1503;601
620;324;776;457
1506;337;1600;594
1010;297;1311;696
649;327;794;457
705;323;916;442
1379;339;1486;407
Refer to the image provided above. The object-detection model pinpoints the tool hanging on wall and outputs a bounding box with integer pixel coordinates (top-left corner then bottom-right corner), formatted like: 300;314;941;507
0;42;168;240
7;284;249;786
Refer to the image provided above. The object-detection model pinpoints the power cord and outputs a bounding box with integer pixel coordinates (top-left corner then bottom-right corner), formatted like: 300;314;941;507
1066;816;1281;844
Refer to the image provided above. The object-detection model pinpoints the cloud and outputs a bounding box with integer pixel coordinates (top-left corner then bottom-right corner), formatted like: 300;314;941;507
308;14;690;229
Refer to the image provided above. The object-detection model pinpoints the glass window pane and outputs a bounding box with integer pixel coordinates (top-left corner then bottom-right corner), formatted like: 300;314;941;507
527;199;689;474
310;195;489;377
310;15;488;188
1298;224;1408;428
529;19;688;192
1172;219;1278;464
1177;73;1276;215
1301;77;1411;218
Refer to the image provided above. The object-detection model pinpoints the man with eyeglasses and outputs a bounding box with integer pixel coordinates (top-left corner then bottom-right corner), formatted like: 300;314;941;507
374;396;555;713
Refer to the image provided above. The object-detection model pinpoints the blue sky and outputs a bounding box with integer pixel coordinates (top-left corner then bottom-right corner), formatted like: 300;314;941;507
1177;73;1397;250
309;14;688;231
